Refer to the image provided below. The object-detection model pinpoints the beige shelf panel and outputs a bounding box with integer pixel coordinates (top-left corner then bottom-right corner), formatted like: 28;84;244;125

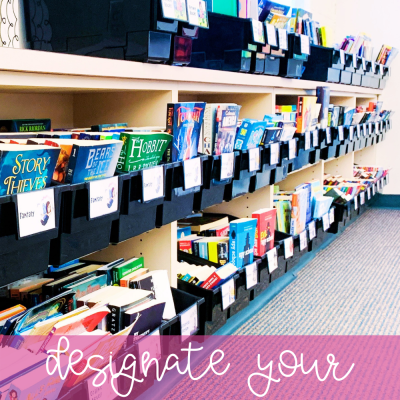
279;161;325;191
354;145;378;166
324;152;355;179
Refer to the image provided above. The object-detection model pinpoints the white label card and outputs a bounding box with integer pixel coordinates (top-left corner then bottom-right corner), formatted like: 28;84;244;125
369;122;373;135
278;28;288;50
322;213;330;231
270;143;280;165
326;128;332;144
373;184;376;196
354;196;358;210
161;0;188;22
180;304;198;338
380;121;384;131
340;50;345;64
221;153;235;180
288;139;297;160
350;126;354;141
284;237;294;259
305;131;311;151
17;188;56;238
313;130;319;147
142;166;164;202
138;329;162;375
89;176;119;219
187;0;208;28
246;262;258;290
87;362;118;400
363;123;368;137
375;122;380;133
362;58;366;70
184;157;202;190
329;208;335;224
267;247;278;273
367;187;371;200
360;191;365;205
357;125;361;138
338;126;344;141
300;34;310;55
221;279;235;311
300;231;308;251
308;220;316;240
249;147;261;172
265;23;277;47
252;19;266;44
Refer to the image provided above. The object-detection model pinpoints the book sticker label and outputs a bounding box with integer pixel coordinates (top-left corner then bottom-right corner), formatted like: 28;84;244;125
87;361;118;400
142;166;164;202
340;50;345;65
284;237;294;259
349;126;354;141
329;208;335;224
180;304;198;338
325;128;332;144
249;147;261;172
308;220;316;240
267;247;278;273
221;153;235;180
375;122;380;134
300;231;307;251
362;58;366;70
338;126;344;141
380;178;384;190
161;0;188;22
246;262;258;290
357;125;361;138
221;279;235;311
17;188;56;238
138;329;162;374
288;139;297;160
367;187;371;200
363;123;368;137
353;54;357;67
313;130;319;147
270;143;280;165
369;122;373;135
89;176;119;220
354;196;358;210
379;64;384;75
252;19;266;44
372;184;376;196
265;23;278;50
184;157;202;190
300;34;310;55
305;131;311;151
360;191;365;205
187;0;209;28
380;121;384;132
278;28;288;50
322;213;330;231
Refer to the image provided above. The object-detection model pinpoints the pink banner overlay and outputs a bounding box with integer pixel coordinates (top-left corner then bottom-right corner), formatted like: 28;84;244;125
1;335;400;399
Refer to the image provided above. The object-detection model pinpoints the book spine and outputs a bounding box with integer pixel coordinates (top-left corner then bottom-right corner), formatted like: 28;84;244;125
193;241;200;257
296;97;304;133
229;223;237;267
42;285;53;302
208;242;218;264
253;214;261;257
109;305;121;335
165;104;175;163
203;105;213;155
117;132;129;172
200;272;221;289
64;145;80;184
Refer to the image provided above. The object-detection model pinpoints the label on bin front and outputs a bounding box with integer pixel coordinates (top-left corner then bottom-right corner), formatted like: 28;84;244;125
357;125;361;138
354;196;358;210
380;178;384;190
180;304;198;338
367;187;371;200
249;147;261;172
246;262;258;290
380;121;384;132
17;188;56;238
184;157;202;190
372;184;376;196
340;50;346;64
138;329;161;375
375;122;380;133
89;176;119;219
325;128;332;144
313;130;319;147
221;153;235;180
142;166;164;202
329;208;335;224
252;19;266;44
161;0;188;22
338;126;344;141
221;279;236;311
300;231;308;251
288;139;297;160
284;237;294;259
267;247;278;273
308;221;316;240
349;126;355;141
87;361;118;400
322;213;330;231
369;122;373;135
360;191;365;205
305;131;311;150
278;28;288;50
363;124;368;137
300;34;310;55
270;143;280;165
266;23;277;47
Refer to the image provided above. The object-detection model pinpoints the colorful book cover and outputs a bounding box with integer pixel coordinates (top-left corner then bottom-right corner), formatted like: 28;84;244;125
295;183;312;224
91;123;128;132
208;239;229;265
112;257;145;285
0;119;51;133
229;218;258;269
0;145;60;196
281;200;292;233
64;274;107;300
234;119;267;150
64;140;123;184
296;96;317;133
290;189;307;235
125;300;165;336
316;87;330;129
258;1;290;22
214;105;241;155
252;208;277;256
166;102;206;162
117;131;172;172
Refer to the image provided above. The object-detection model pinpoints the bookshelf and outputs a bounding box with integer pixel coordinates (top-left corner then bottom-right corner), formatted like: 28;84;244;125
0;47;384;287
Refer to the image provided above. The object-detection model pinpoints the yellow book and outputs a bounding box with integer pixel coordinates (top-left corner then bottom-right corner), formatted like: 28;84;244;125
320;26;333;48
208;241;219;264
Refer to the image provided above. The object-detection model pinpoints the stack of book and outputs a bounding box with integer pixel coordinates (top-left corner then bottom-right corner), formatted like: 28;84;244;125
376;45;399;66
339;33;373;60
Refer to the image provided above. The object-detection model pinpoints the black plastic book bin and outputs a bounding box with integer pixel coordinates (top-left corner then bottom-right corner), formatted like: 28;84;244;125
330;202;351;234
49;177;123;266
251;144;279;191
0;185;68;287
273;139;297;183
193;154;236;212
320;129;339;160
332;127;347;158
111;170;164;243
279;33;308;78
301;46;342;83
158;157;207;227
274;230;308;273
293;132;313;170
361;60;380;89
264;55;281;76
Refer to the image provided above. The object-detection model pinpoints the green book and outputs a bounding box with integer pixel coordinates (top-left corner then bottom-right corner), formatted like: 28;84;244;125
117;131;172;172
212;0;237;17
112;257;145;285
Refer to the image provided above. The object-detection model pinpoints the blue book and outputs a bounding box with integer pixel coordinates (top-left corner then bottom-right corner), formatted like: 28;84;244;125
177;226;192;239
229;218;258;269
166;102;206;162
198;240;209;260
0;145;61;196
296;183;312;224
91;123;128;132
234;120;268;150
313;197;334;219
64;140;123;184
52;133;73;139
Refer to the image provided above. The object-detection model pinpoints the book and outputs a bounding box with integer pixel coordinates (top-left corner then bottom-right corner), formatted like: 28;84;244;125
124;299;166;337
266;12;290;28
316;87;330;130
112;257;145;285
252;208;277;256
234;119;267;150
229;218;258;269
274;199;291;233
179;215;230;233
76;286;131;308
290;189;307;235
208;238;229;266
10;278;54;300
63;140;123;184
166;102;206;162
314;196;334;218
120;268;149;288
0;305;26;326
178;226;192;238
95;258;125;285
0;144;61;196
296;96;318;133
42;273;93;301
0;119;51;132
258;1;290;23
45;261;86;279
64;274;107;300
91;123;128;132
116;131;172;172
200;262;238;289
214;105;241;155
295;183;312;224
178;234;200;254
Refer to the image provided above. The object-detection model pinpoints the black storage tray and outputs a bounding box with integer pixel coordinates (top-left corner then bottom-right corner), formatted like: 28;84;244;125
273;139;297;183
257;244;286;282
251;143;279;191
320;129;339;160
278;33;308;78
0;185;68;286
264;55;281;76
293;132;313;170
49;177;123;265
274;230;308;272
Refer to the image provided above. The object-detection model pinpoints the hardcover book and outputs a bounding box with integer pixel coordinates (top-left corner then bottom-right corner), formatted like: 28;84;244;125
229;218;258;269
290;189;308;235
252;208;277;256
234;120;267;150
214;105;241;155
296;96;318;133
64;274;107;301
166;102;206;162
316;87;330;129
295;183;312;224
112;257;145;285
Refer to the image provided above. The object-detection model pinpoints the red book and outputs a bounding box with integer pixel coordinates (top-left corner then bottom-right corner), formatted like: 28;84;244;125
252;208;277;256
214;225;230;237
200;272;221;290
